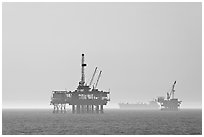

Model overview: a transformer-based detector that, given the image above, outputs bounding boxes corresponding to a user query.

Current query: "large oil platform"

[50,54,110,114]
[157,81,182,110]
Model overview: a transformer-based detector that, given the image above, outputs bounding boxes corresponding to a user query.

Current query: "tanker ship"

[119,100,160,110]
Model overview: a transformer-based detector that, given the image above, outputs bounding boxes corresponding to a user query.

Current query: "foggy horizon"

[2,104,202,109]
[3,3,202,109]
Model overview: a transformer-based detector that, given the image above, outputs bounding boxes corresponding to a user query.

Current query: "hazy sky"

[3,2,201,108]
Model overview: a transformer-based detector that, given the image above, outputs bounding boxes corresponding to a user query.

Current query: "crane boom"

[172,81,176,99]
[89,67,97,87]
[169,81,176,99]
[95,71,102,89]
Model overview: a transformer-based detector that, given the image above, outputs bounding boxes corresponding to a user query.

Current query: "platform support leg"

[81,105,84,113]
[72,105,75,114]
[53,104,56,113]
[86,105,89,113]
[91,105,94,113]
[100,105,104,113]
[77,105,80,114]
[96,105,99,114]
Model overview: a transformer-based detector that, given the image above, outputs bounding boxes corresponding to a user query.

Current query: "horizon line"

[2,105,202,109]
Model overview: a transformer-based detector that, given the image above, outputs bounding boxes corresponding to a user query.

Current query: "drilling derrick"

[50,54,110,114]
[79,54,86,86]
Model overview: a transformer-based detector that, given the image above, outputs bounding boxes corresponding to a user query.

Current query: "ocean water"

[2,109,202,135]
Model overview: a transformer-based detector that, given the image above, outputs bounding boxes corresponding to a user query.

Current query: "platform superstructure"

[157,81,182,110]
[50,54,110,113]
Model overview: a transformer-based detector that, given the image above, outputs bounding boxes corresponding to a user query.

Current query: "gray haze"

[3,2,201,108]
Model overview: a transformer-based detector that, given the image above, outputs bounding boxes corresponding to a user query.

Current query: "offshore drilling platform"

[118,81,182,111]
[157,81,182,110]
[50,54,110,114]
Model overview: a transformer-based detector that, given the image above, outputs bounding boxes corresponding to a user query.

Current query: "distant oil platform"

[157,81,182,110]
[119,81,182,111]
[50,54,110,114]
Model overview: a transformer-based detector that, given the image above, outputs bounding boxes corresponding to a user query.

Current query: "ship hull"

[119,103,160,110]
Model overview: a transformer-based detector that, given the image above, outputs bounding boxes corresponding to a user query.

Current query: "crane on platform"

[89,67,98,87]
[94,71,102,89]
[167,81,176,100]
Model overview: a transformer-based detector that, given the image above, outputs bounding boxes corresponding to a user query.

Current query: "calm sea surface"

[2,109,202,135]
